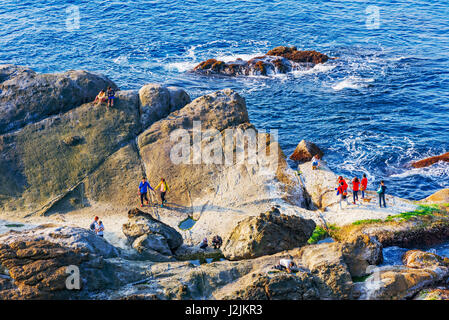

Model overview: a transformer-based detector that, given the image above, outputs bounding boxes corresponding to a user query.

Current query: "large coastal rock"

[122,208,183,261]
[341,234,383,277]
[289,140,324,162]
[193,46,331,76]
[0,67,191,214]
[137,88,304,244]
[0,64,117,135]
[411,152,449,168]
[355,250,449,300]
[222,207,316,260]
[0,225,146,299]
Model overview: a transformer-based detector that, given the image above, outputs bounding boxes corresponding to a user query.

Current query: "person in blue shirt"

[138,177,154,207]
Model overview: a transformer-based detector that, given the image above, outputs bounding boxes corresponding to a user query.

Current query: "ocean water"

[1,0,448,200]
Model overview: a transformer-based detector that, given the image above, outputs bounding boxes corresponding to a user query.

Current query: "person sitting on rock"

[199,238,208,250]
[89,216,99,232]
[138,177,154,207]
[96,220,104,237]
[93,90,107,106]
[155,178,170,208]
[311,155,320,170]
[211,235,223,249]
[107,86,115,107]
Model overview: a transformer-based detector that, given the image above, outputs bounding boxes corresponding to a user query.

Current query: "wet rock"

[222,207,316,261]
[0,64,117,135]
[192,47,331,77]
[341,234,383,277]
[289,140,324,162]
[411,152,449,168]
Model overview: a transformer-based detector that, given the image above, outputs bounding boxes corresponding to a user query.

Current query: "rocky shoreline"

[0,64,448,300]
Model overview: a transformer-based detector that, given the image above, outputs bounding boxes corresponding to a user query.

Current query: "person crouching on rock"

[277,257,297,273]
[212,235,223,249]
[90,216,99,233]
[93,90,107,106]
[200,238,208,250]
[138,177,154,207]
[155,178,169,208]
[96,221,105,237]
[352,177,360,204]
[107,86,115,107]
[337,181,349,209]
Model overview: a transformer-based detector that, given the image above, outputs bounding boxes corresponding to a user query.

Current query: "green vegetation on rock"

[307,224,338,244]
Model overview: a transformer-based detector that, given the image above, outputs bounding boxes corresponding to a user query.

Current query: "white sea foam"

[332,76,374,91]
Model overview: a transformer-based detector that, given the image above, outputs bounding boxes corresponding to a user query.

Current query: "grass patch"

[308,224,338,244]
[352,219,383,226]
[385,204,440,222]
[5,224,24,228]
[352,275,370,283]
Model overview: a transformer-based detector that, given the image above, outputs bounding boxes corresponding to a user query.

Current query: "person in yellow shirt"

[93,89,107,106]
[155,178,170,207]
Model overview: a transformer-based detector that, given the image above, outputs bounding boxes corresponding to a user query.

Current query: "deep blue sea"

[1,0,448,200]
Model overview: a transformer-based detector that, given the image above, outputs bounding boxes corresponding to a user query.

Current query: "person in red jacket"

[352,177,360,204]
[361,174,368,199]
[337,181,349,209]
[338,176,348,192]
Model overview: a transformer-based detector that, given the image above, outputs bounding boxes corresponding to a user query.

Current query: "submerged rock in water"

[192,46,332,76]
[289,140,324,162]
[410,152,449,168]
[221,207,316,260]
[122,208,183,261]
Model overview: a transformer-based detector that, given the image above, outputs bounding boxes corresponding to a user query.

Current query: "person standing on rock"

[155,178,170,208]
[107,86,115,107]
[90,216,100,232]
[138,177,154,207]
[96,220,105,237]
[311,155,320,170]
[337,181,349,209]
[377,180,387,208]
[352,177,360,204]
[361,174,368,199]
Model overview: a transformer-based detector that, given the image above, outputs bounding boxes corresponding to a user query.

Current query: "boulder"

[122,208,183,260]
[422,188,449,204]
[0,64,117,135]
[411,152,449,168]
[221,207,316,260]
[266,46,330,64]
[289,140,324,162]
[0,225,147,299]
[138,83,190,128]
[416,288,449,300]
[341,234,383,277]
[355,250,449,300]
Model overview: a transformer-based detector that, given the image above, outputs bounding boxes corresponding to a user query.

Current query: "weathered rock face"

[422,188,449,204]
[416,288,449,300]
[0,225,146,299]
[0,64,117,135]
[0,67,191,214]
[341,235,383,277]
[411,152,449,168]
[289,140,324,162]
[122,208,183,261]
[192,46,331,76]
[355,250,449,300]
[222,208,315,261]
